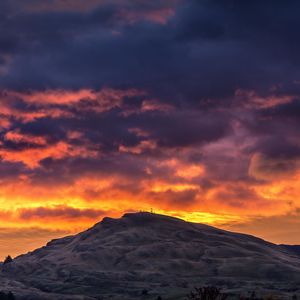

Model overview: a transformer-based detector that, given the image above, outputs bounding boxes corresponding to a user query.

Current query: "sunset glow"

[1,0,300,258]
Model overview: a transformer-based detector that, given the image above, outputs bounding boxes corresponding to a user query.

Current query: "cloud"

[16,0,179,24]
[0,0,299,100]
[18,206,106,220]
[148,188,198,209]
[223,210,300,245]
[1,0,300,246]
[249,153,300,181]
[0,87,232,170]
[0,227,70,258]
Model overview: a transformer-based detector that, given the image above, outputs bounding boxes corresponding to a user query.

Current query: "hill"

[1,212,300,299]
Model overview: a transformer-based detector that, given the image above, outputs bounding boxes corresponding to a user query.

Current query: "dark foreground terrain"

[1,212,300,299]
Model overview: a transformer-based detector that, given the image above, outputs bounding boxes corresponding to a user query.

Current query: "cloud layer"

[1,0,300,256]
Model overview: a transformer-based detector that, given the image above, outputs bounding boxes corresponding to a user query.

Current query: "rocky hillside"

[1,212,300,299]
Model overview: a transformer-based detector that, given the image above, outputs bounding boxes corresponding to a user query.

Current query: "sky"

[1,0,300,258]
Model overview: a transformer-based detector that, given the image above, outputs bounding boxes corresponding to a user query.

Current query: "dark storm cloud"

[0,160,27,179]
[241,99,300,171]
[1,0,300,102]
[260,99,300,121]
[250,136,300,159]
[1,0,300,211]
[138,110,231,148]
[19,120,65,141]
[35,155,150,184]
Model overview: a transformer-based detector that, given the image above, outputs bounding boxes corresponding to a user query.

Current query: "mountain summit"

[1,212,300,299]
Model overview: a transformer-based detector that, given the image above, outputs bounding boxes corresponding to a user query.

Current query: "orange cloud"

[141,99,174,112]
[223,210,300,245]
[0,141,98,168]
[119,140,157,154]
[235,89,294,109]
[6,88,144,110]
[4,130,48,146]
[9,89,96,105]
[0,227,70,259]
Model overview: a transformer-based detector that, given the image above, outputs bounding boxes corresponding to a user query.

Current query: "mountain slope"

[280,245,300,256]
[2,212,300,299]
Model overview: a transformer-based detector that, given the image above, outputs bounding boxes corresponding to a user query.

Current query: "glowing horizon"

[1,0,300,258]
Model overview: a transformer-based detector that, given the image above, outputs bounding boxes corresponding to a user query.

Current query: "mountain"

[1,212,300,299]
[280,245,300,256]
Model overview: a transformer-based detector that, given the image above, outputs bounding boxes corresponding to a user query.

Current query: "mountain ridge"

[1,212,300,299]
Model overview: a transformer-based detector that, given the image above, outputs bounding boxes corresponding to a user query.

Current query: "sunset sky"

[1,0,300,258]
